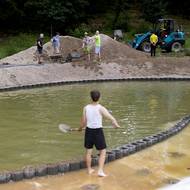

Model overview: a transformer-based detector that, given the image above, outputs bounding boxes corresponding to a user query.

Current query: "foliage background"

[0,0,189,34]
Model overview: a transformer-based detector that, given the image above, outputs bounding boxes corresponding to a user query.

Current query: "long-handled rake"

[58,124,125,133]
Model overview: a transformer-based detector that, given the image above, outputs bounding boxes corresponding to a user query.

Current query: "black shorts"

[37,48,43,54]
[85,127,107,150]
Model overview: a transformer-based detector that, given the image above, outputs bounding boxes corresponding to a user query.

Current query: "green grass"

[0,33,49,59]
[185,37,190,48]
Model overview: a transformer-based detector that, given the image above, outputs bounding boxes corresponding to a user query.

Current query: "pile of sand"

[0,34,147,65]
[57,34,147,62]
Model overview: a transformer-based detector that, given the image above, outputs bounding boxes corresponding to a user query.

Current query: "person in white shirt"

[79,90,120,177]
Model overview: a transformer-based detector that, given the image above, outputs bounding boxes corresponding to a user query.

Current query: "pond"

[0,81,190,171]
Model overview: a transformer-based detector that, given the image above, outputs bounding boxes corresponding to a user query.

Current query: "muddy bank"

[0,60,190,89]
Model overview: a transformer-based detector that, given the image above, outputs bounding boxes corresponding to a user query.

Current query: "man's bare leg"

[98,52,101,62]
[98,149,107,177]
[88,53,91,62]
[38,55,42,64]
[86,149,95,174]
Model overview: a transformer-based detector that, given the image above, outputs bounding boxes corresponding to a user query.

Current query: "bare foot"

[98,170,107,177]
[88,169,95,175]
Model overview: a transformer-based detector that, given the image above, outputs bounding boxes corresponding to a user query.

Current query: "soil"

[0,34,190,88]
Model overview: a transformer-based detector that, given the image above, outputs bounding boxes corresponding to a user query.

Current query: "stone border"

[0,77,190,92]
[0,115,190,184]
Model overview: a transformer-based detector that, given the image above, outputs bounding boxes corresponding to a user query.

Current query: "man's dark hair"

[90,90,100,102]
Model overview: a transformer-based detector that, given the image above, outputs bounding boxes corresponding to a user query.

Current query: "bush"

[0,33,49,59]
[113,13,129,31]
[185,36,190,49]
[67,23,91,38]
[136,22,151,34]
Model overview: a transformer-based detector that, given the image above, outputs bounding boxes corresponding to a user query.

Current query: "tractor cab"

[156,19,185,52]
[132,18,185,52]
[157,19,175,37]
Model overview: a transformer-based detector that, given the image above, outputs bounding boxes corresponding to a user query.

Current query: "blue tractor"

[132,19,185,52]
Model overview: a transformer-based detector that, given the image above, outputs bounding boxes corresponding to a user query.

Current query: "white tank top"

[85,104,102,129]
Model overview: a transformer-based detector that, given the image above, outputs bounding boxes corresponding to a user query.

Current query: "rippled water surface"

[0,81,190,171]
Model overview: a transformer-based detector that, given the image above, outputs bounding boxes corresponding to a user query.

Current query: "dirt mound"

[57,34,147,62]
[44,36,82,58]
[0,46,37,65]
[46,34,147,63]
[100,34,147,61]
[0,34,146,65]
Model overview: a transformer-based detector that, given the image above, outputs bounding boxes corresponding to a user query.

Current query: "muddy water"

[0,125,190,190]
[0,81,190,172]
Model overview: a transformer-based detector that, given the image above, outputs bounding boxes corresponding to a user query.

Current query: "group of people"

[36,30,101,64]
[79,33,159,177]
[82,30,101,62]
[36,32,119,177]
[35,31,159,178]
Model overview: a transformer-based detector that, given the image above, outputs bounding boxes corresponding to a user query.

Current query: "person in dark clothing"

[36,33,44,64]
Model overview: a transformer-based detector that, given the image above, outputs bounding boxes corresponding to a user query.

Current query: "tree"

[167,0,190,18]
[1,0,190,34]
[23,0,89,32]
[0,0,24,29]
[140,0,167,30]
[111,0,129,30]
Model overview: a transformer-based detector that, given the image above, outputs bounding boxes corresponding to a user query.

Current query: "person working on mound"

[78,90,120,177]
[36,33,44,64]
[94,30,101,62]
[82,32,92,61]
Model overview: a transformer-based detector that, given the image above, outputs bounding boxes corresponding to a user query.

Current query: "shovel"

[58,124,124,133]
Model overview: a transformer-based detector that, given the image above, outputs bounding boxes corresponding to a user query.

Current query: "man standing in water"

[78,90,120,177]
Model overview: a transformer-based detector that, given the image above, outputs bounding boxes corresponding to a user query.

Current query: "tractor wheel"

[171,42,182,52]
[140,41,151,53]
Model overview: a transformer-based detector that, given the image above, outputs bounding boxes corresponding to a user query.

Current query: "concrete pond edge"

[0,77,190,92]
[0,115,190,184]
